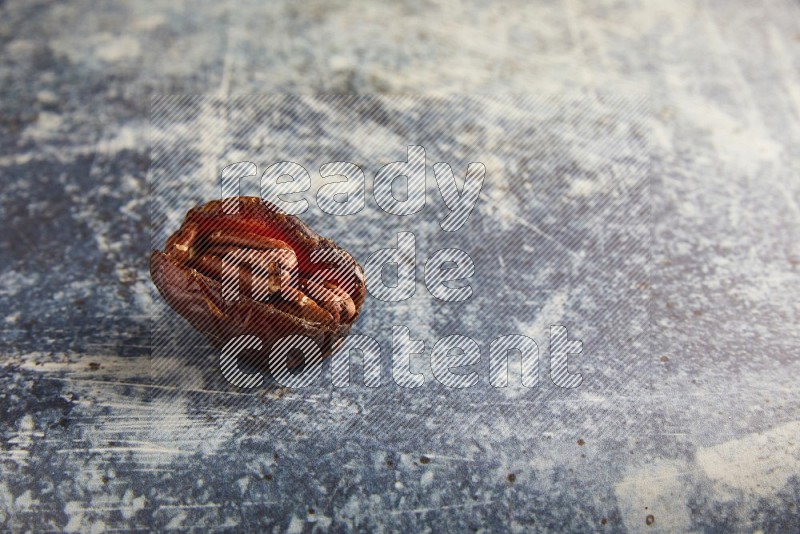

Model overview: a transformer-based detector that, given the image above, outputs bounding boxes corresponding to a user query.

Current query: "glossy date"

[150,196,366,357]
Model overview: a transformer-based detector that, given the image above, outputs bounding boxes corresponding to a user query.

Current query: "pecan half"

[150,197,366,358]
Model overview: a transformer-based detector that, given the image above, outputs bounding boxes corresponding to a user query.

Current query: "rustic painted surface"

[1,1,799,531]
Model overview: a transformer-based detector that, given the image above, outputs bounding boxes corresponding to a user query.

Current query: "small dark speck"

[646,514,655,526]
[601,517,608,525]
[386,459,394,468]
[308,508,315,515]
[88,362,100,371]
[263,474,272,481]
[273,453,280,461]
[577,439,585,446]
[507,473,516,483]
[419,455,430,464]
[660,355,669,363]
[102,476,110,484]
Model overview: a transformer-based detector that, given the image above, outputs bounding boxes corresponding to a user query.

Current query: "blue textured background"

[1,1,799,532]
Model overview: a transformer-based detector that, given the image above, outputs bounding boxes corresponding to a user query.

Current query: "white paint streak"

[615,460,692,533]
[697,421,800,501]
[616,421,800,532]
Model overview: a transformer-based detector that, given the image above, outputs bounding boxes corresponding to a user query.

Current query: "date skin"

[150,196,366,358]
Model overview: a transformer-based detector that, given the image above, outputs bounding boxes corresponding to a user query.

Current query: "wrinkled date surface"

[150,196,366,358]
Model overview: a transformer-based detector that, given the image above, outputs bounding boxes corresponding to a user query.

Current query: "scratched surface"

[1,1,800,532]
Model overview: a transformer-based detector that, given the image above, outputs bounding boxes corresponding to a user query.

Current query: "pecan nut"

[150,196,366,358]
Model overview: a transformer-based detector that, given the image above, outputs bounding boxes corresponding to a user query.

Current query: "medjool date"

[150,196,366,358]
